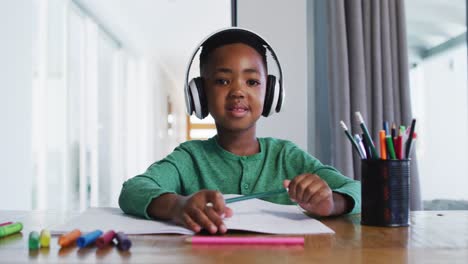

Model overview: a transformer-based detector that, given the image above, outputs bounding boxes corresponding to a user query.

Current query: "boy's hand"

[172,190,233,234]
[283,174,334,216]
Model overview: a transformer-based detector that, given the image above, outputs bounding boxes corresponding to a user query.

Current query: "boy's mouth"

[226,104,249,117]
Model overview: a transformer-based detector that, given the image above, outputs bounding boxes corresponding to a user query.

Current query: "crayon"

[0,222,13,227]
[58,229,82,247]
[77,230,103,248]
[29,231,40,250]
[40,229,51,248]
[0,222,23,238]
[96,230,116,249]
[115,232,132,251]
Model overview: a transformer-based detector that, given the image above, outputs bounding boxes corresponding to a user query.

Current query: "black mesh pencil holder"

[361,159,410,227]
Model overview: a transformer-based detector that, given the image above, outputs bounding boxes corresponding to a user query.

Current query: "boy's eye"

[247,79,260,86]
[215,79,229,85]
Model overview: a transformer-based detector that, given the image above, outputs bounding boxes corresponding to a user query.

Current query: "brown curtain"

[326,0,421,210]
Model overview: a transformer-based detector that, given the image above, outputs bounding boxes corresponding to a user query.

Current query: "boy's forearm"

[146,193,184,221]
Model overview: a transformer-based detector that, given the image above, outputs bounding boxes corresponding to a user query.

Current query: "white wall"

[237,0,308,150]
[410,46,468,201]
[0,0,33,210]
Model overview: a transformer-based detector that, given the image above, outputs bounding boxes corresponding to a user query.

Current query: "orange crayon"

[58,229,82,247]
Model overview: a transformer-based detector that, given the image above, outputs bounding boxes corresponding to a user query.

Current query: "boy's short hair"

[199,29,268,73]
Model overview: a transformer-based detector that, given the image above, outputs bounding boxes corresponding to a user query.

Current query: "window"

[33,0,128,211]
[406,0,468,208]
[186,115,217,140]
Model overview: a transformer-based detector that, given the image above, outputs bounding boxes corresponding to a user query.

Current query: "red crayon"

[96,230,116,248]
[0,222,13,227]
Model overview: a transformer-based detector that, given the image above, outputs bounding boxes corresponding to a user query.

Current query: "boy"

[119,28,361,234]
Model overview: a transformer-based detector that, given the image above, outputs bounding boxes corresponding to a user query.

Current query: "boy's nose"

[228,80,246,98]
[228,88,245,99]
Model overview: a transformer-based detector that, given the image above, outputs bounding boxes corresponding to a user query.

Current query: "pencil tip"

[340,121,347,130]
[355,112,363,123]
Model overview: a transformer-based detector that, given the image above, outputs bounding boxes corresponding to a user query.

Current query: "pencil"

[355,112,380,159]
[186,236,304,245]
[405,119,417,159]
[393,135,399,159]
[354,134,367,159]
[225,188,287,204]
[340,121,366,159]
[361,133,372,159]
[383,121,390,135]
[379,130,387,160]
[386,136,397,160]
[391,123,396,139]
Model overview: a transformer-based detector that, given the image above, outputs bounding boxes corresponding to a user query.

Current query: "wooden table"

[0,210,467,263]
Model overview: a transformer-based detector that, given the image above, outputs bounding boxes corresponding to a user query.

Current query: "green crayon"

[0,222,23,238]
[29,231,40,250]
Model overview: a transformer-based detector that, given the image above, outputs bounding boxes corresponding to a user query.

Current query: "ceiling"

[406,0,466,64]
[75,0,231,84]
[74,0,465,80]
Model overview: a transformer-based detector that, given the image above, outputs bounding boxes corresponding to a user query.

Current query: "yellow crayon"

[40,229,50,248]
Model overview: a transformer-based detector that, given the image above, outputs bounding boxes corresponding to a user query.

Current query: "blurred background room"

[1,0,466,212]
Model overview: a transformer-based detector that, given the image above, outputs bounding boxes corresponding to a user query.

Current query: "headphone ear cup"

[262,75,277,117]
[194,77,209,119]
[188,77,207,119]
[185,81,195,115]
[275,78,284,113]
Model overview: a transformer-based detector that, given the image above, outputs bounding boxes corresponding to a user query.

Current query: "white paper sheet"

[50,196,334,235]
[224,198,334,234]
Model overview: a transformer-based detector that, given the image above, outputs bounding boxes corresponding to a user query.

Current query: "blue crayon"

[115,232,132,251]
[76,230,103,248]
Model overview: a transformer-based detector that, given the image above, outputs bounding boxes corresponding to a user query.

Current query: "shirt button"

[243,183,249,189]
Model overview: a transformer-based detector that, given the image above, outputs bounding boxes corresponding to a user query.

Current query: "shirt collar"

[209,136,265,161]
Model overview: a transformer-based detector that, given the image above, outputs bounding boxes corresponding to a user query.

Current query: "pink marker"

[0,222,13,227]
[96,230,116,249]
[186,236,304,245]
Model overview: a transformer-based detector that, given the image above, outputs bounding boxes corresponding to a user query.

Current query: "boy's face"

[202,43,267,133]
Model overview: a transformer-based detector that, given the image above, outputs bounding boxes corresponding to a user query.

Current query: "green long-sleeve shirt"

[119,137,361,219]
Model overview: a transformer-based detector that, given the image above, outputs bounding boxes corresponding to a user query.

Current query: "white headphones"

[184,27,284,119]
